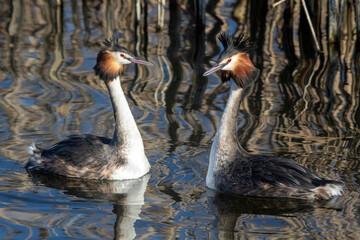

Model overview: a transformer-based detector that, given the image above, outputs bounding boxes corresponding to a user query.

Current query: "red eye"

[120,54,124,57]
[228,59,232,63]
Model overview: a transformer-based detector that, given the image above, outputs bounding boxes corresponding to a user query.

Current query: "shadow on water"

[28,171,150,240]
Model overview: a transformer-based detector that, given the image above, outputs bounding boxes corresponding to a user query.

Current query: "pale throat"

[106,76,144,151]
[208,80,247,187]
[216,81,244,148]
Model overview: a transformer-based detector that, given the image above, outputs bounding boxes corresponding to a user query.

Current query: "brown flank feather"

[221,53,260,88]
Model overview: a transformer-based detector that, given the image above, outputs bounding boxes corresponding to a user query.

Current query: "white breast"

[111,154,150,180]
[206,134,219,191]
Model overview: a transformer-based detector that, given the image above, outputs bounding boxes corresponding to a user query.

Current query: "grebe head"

[94,38,153,82]
[203,32,259,88]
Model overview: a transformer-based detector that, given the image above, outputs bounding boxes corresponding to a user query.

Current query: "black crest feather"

[218,32,256,54]
[103,38,121,51]
[101,38,133,55]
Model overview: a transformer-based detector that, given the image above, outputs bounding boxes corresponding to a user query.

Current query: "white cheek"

[221,55,239,71]
[114,53,131,64]
[222,60,235,70]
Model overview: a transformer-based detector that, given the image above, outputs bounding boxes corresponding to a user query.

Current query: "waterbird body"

[203,32,343,200]
[26,39,152,180]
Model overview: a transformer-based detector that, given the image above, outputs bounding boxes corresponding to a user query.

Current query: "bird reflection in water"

[206,189,343,239]
[28,171,150,240]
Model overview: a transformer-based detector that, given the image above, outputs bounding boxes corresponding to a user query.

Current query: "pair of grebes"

[26,33,343,200]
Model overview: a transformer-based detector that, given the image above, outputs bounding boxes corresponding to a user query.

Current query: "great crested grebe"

[203,32,343,200]
[26,39,152,180]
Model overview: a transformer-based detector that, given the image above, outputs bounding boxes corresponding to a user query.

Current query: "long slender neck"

[216,80,249,156]
[217,81,243,143]
[105,76,144,152]
[207,80,249,189]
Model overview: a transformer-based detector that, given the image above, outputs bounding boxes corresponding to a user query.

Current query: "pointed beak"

[203,63,227,76]
[129,57,153,66]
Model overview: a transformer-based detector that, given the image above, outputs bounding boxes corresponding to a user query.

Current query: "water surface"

[0,0,360,239]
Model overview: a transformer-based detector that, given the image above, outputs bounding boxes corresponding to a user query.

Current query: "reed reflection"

[1,0,358,158]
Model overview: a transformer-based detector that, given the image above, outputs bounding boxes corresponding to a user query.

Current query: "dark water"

[1,0,360,239]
